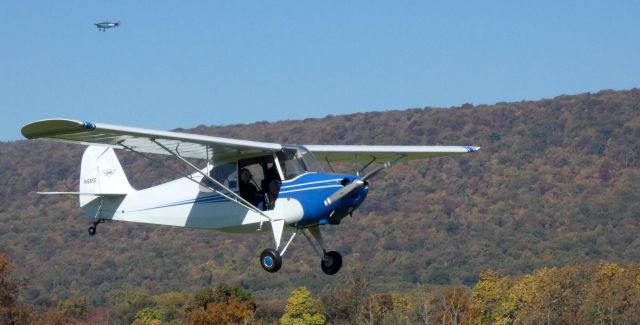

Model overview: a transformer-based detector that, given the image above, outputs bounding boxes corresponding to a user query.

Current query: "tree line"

[3,250,640,324]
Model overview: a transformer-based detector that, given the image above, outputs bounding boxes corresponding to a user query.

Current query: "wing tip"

[82,121,96,130]
[465,146,480,153]
[21,118,91,139]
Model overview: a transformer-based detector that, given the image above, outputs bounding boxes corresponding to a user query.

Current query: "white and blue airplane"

[95,21,120,32]
[22,118,479,275]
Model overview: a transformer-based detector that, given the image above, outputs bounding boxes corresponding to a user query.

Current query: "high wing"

[21,118,281,161]
[304,145,480,163]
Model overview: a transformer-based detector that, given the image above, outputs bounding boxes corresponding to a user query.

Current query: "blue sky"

[2,1,639,141]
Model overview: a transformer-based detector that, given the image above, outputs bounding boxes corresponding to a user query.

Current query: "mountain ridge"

[1,88,639,307]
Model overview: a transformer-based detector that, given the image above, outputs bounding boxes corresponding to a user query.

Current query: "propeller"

[323,162,390,206]
[323,179,365,206]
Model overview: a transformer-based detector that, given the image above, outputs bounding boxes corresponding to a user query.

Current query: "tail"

[79,146,134,207]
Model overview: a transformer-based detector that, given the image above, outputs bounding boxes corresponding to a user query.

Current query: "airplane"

[21,118,479,275]
[95,21,120,32]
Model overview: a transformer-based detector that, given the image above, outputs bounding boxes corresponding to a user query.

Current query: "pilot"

[261,165,281,209]
[239,168,262,208]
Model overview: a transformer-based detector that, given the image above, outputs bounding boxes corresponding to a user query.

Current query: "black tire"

[321,251,342,275]
[260,248,282,273]
[88,226,96,236]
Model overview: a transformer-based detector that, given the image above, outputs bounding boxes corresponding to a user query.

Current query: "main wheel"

[321,251,342,275]
[88,226,96,236]
[259,248,282,273]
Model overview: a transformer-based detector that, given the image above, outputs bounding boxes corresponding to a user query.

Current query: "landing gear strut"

[303,226,343,275]
[88,219,104,236]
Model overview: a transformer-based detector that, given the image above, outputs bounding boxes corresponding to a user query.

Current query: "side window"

[200,162,237,192]
[212,163,238,189]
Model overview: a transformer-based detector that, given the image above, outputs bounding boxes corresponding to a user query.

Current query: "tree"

[132,307,163,325]
[56,297,89,321]
[583,263,634,324]
[0,252,32,324]
[0,252,19,321]
[436,287,474,325]
[472,270,514,325]
[153,291,190,324]
[108,289,154,325]
[281,287,325,325]
[187,284,256,325]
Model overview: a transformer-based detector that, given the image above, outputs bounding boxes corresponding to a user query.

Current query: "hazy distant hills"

[1,88,639,306]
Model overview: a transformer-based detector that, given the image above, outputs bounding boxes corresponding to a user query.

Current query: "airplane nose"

[349,184,368,206]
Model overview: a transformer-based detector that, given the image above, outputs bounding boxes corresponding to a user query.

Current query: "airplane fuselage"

[83,171,368,233]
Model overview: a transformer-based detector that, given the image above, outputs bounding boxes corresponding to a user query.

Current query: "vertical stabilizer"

[79,146,134,207]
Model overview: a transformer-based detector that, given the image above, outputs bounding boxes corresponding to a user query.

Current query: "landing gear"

[321,251,342,275]
[303,226,344,275]
[88,219,104,236]
[260,248,282,273]
[258,225,343,275]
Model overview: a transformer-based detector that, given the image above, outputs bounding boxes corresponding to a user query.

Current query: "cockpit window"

[299,146,323,174]
[276,147,323,180]
[212,163,238,189]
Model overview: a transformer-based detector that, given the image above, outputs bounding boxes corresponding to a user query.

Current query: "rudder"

[80,146,134,207]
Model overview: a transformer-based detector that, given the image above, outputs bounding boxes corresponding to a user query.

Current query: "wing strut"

[356,156,377,176]
[149,140,274,226]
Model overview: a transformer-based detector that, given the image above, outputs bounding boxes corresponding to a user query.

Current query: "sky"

[2,1,639,141]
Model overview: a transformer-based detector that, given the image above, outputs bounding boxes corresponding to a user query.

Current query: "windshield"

[298,146,323,173]
[276,146,323,180]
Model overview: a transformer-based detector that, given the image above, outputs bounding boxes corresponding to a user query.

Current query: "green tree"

[132,307,163,325]
[153,291,190,324]
[281,287,326,325]
[108,289,154,325]
[56,296,89,320]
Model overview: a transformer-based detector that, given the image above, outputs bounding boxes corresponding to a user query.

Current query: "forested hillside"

[1,89,639,319]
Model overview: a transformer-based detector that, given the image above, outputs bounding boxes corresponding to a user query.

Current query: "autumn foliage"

[472,264,640,324]
[1,89,640,323]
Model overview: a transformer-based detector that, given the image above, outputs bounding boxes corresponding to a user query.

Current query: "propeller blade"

[323,162,390,207]
[324,179,365,206]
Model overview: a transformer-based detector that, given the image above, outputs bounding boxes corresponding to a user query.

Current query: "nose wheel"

[321,251,342,275]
